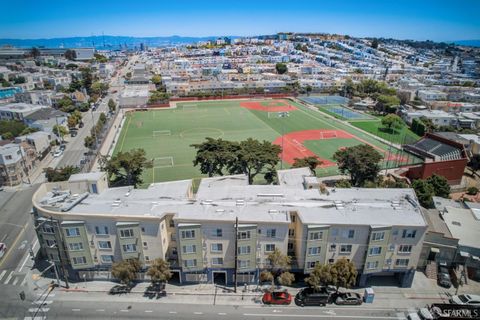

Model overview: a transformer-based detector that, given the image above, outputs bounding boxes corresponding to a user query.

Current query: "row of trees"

[412,174,451,208]
[111,258,172,287]
[84,112,108,149]
[344,79,400,114]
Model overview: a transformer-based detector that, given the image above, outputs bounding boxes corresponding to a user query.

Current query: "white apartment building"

[417,89,448,101]
[32,168,427,287]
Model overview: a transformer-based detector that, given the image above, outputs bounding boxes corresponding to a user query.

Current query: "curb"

[60,288,262,297]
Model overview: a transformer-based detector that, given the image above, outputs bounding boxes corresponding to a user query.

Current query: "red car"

[262,291,292,305]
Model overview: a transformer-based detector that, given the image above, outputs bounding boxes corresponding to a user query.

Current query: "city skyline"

[2,0,480,41]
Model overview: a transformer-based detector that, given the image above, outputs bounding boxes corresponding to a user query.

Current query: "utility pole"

[51,217,69,288]
[234,216,238,293]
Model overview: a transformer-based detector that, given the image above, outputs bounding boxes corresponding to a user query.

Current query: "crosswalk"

[25,292,56,320]
[0,269,27,286]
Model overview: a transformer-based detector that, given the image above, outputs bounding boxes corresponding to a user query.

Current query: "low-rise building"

[0,103,48,121]
[0,143,35,186]
[23,108,68,133]
[119,85,150,108]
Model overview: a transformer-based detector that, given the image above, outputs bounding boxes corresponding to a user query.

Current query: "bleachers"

[412,138,462,161]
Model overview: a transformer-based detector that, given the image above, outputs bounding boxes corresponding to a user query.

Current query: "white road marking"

[19,250,31,272]
[0,270,6,281]
[33,301,53,305]
[12,276,19,286]
[169,311,177,314]
[3,271,13,284]
[194,312,203,315]
[21,276,28,287]
[218,312,227,315]
[24,317,47,320]
[243,314,399,319]
[72,309,81,312]
[145,310,153,313]
[96,309,105,312]
[120,309,129,312]
[28,308,49,313]
[36,293,55,297]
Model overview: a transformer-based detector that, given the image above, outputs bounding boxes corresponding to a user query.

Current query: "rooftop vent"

[452,221,461,226]
[268,209,279,214]
[215,209,225,213]
[202,200,213,205]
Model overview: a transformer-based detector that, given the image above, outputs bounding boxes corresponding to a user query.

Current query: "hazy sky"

[2,0,480,41]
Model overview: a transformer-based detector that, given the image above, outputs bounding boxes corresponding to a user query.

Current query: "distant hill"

[452,40,480,47]
[0,35,234,49]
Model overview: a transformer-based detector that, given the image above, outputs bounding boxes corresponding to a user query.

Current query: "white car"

[450,294,480,306]
[0,243,7,259]
[53,150,63,158]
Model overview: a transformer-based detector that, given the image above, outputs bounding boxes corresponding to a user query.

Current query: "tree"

[53,125,68,140]
[333,145,383,187]
[99,112,107,124]
[99,148,152,187]
[108,99,116,113]
[335,179,352,188]
[371,38,379,49]
[412,179,435,208]
[146,258,172,284]
[111,259,141,286]
[91,81,109,96]
[67,116,78,128]
[151,74,162,85]
[94,53,108,63]
[262,248,294,287]
[343,78,356,98]
[275,63,288,75]
[330,258,357,291]
[80,67,93,94]
[45,166,80,182]
[0,120,29,138]
[30,47,40,58]
[64,49,77,61]
[191,138,236,177]
[376,95,400,114]
[305,263,333,290]
[306,85,312,96]
[427,174,451,198]
[292,156,323,175]
[84,135,96,149]
[381,114,404,133]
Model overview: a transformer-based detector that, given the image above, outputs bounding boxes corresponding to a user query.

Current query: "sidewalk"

[91,109,125,171]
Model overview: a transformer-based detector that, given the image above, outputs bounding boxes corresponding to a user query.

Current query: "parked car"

[59,144,66,151]
[437,267,452,288]
[407,313,421,320]
[334,292,363,305]
[417,308,434,320]
[0,243,7,259]
[79,121,84,128]
[450,294,480,306]
[109,285,131,295]
[295,287,330,307]
[53,150,63,158]
[262,290,292,305]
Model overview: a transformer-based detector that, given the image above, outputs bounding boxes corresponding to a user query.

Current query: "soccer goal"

[153,156,174,168]
[182,104,198,111]
[152,130,172,137]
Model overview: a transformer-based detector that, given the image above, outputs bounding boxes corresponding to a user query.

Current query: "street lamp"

[278,111,290,170]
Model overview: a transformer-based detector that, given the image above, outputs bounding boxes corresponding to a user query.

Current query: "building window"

[65,227,80,237]
[211,243,223,253]
[237,230,251,240]
[181,230,195,239]
[72,256,87,265]
[308,247,321,256]
[307,261,319,269]
[266,229,276,238]
[392,229,399,236]
[95,226,109,235]
[395,259,409,267]
[211,257,223,266]
[368,246,382,256]
[385,259,392,266]
[98,241,112,249]
[239,260,250,269]
[169,220,175,228]
[143,241,148,248]
[101,255,114,263]
[398,245,412,253]
[122,244,137,252]
[288,229,295,237]
[238,245,251,255]
[309,231,323,240]
[388,244,395,251]
[182,244,196,254]
[213,228,222,237]
[265,244,275,252]
[141,227,145,233]
[288,243,294,251]
[290,215,296,223]
[402,229,416,239]
[119,229,134,238]
[329,244,337,252]
[371,232,385,241]
[45,239,57,247]
[145,256,150,262]
[42,225,55,234]
[184,259,197,268]
[347,229,355,239]
[340,244,352,254]
[366,261,379,270]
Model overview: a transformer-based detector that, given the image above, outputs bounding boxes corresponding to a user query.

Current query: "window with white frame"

[388,244,395,251]
[65,227,80,237]
[368,246,382,256]
[366,261,379,270]
[68,242,83,251]
[98,241,112,249]
[239,260,250,269]
[402,229,416,238]
[308,247,321,255]
[237,230,251,240]
[184,259,197,268]
[211,243,223,253]
[340,244,352,254]
[42,225,55,234]
[266,229,276,238]
[309,231,323,240]
[72,256,87,264]
[347,229,355,239]
[122,244,137,252]
[211,257,223,265]
[181,230,196,239]
[119,229,134,238]
[307,261,319,269]
[398,245,412,253]
[238,245,251,255]
[371,231,385,241]
[182,244,196,254]
[395,258,409,267]
[143,241,148,248]
[330,244,337,252]
[95,226,109,235]
[265,244,275,252]
[101,255,114,263]
[213,228,222,237]
[385,259,392,265]
[45,239,57,247]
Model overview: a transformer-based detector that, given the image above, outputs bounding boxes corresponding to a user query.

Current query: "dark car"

[295,287,330,307]
[79,121,84,128]
[109,285,131,295]
[437,267,452,288]
[334,292,363,305]
[262,290,292,305]
[59,144,66,151]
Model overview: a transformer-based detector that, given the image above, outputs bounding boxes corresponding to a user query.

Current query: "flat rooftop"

[442,206,480,249]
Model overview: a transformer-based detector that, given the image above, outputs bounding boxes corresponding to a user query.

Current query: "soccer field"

[113,99,421,187]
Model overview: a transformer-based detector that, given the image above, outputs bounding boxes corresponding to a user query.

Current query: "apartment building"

[32,168,427,287]
[0,142,36,186]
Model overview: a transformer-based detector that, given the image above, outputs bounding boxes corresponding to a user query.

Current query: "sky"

[1,0,480,41]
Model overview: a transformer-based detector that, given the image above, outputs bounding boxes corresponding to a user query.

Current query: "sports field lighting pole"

[278,111,289,170]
